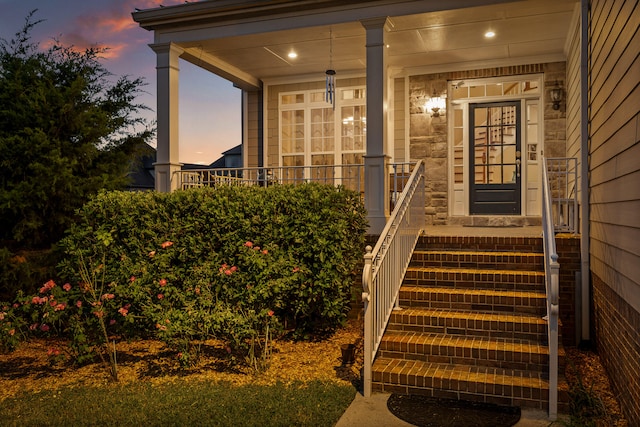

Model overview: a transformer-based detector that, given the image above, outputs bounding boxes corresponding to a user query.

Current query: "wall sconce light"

[550,81,563,110]
[424,91,446,117]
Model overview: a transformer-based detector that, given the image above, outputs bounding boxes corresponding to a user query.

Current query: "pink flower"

[224,269,232,276]
[29,323,39,331]
[124,303,131,309]
[148,250,156,258]
[219,263,228,273]
[118,307,128,316]
[63,283,72,292]
[12,303,19,308]
[194,287,201,295]
[39,280,56,294]
[76,301,83,308]
[47,347,60,356]
[130,276,136,282]
[225,346,232,354]
[109,319,116,326]
[50,300,57,307]
[0,312,4,321]
[8,329,15,336]
[244,241,253,248]
[156,323,167,331]
[40,324,50,332]
[32,296,47,305]
[161,241,173,249]
[268,310,274,317]
[177,352,182,359]
[292,267,300,273]
[54,303,66,311]
[262,250,268,255]
[101,293,115,301]
[159,279,167,287]
[93,310,104,319]
[157,293,164,300]
[231,266,238,272]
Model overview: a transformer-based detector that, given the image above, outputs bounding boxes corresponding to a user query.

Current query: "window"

[279,87,366,184]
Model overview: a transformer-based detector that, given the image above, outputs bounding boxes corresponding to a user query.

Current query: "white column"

[151,43,184,192]
[361,18,390,234]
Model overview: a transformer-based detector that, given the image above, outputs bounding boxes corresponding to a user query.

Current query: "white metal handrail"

[542,157,560,421]
[546,157,578,233]
[361,160,425,397]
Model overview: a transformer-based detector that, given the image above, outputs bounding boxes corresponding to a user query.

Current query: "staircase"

[371,233,568,411]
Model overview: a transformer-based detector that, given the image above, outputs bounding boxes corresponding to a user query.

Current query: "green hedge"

[2,184,366,364]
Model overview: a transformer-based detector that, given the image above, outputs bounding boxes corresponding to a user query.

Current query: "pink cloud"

[49,0,187,60]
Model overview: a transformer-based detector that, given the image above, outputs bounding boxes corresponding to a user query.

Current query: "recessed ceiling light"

[485,30,496,38]
[288,51,298,59]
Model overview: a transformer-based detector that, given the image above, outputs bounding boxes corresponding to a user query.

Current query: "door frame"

[447,75,543,218]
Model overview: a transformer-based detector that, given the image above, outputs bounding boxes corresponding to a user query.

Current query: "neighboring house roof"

[127,144,243,190]
[127,143,157,191]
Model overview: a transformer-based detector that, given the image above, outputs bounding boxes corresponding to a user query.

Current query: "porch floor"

[424,225,543,238]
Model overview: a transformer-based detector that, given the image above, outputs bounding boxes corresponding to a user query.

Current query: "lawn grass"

[0,380,356,426]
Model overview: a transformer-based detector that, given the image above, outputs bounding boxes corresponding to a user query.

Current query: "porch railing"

[542,157,560,421]
[361,160,425,397]
[546,157,578,233]
[175,164,366,193]
[174,162,417,204]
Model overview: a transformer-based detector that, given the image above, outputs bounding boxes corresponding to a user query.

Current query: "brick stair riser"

[376,339,561,372]
[371,373,555,411]
[415,236,543,253]
[404,269,545,292]
[410,252,544,271]
[370,358,569,412]
[386,317,548,342]
[398,289,546,316]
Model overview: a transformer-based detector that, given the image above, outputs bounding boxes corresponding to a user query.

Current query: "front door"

[469,102,521,215]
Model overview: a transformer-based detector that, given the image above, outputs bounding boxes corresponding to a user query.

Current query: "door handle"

[515,151,521,178]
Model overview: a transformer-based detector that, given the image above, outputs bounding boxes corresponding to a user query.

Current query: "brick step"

[410,250,544,271]
[387,307,549,341]
[404,266,545,292]
[398,285,546,316]
[371,357,569,411]
[415,235,543,253]
[378,331,564,372]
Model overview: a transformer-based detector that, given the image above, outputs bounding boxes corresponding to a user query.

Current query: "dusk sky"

[0,0,242,165]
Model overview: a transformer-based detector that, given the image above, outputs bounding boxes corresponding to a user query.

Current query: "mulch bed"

[0,318,363,403]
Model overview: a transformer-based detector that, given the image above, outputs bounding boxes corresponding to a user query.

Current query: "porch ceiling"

[135,0,578,88]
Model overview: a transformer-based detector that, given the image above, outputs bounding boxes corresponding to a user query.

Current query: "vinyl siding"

[589,0,640,313]
[588,0,640,424]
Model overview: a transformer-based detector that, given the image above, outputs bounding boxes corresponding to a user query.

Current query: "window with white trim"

[279,87,366,183]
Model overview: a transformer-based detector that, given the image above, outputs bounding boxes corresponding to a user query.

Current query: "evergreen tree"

[0,12,155,248]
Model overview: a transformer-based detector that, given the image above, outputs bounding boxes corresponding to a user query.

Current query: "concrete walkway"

[335,393,566,427]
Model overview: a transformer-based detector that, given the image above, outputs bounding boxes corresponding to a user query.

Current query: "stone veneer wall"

[409,62,566,225]
[593,274,640,426]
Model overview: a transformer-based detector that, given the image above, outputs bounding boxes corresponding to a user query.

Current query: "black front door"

[469,102,521,215]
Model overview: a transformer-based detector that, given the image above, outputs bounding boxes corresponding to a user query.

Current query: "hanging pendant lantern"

[325,29,336,110]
